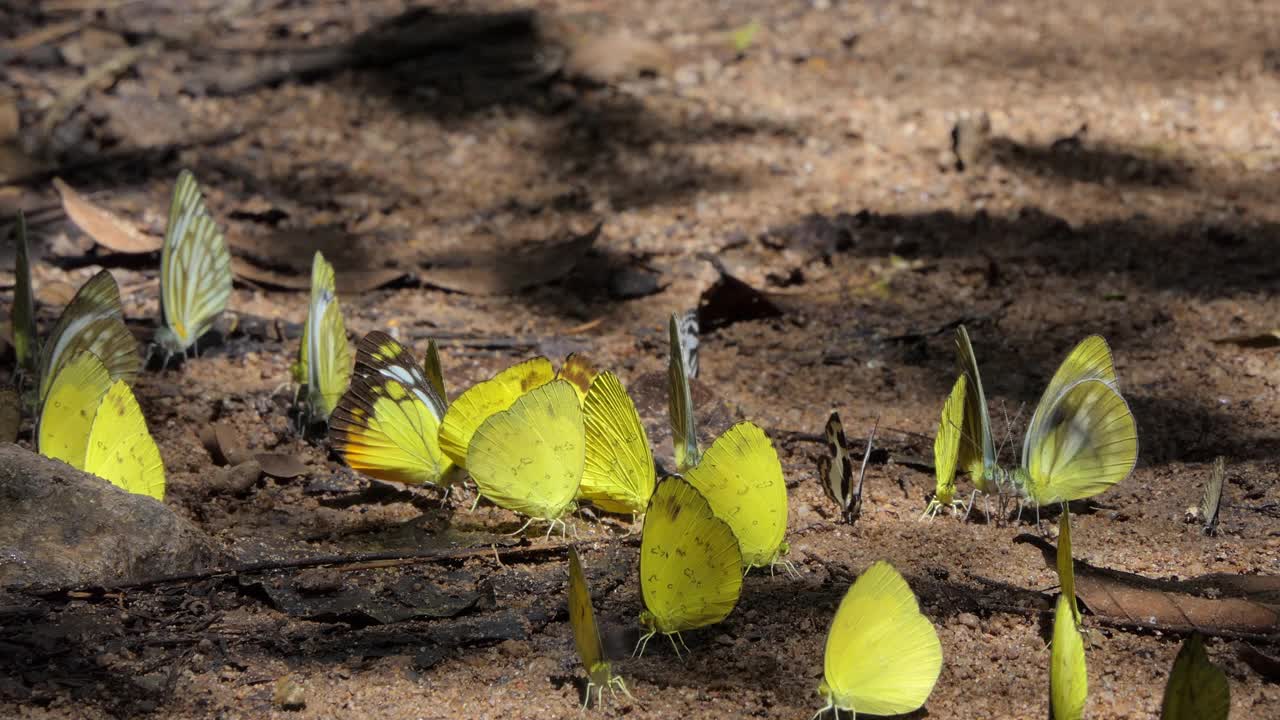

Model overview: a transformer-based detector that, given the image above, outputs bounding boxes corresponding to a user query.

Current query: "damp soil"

[2,0,1280,718]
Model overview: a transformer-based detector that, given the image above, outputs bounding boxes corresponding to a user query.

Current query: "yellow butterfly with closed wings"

[291,251,351,425]
[685,421,789,570]
[467,379,585,535]
[155,170,232,358]
[330,331,454,489]
[568,546,632,708]
[636,475,743,656]
[923,374,968,519]
[579,370,655,516]
[817,561,943,719]
[39,351,164,499]
[37,269,140,411]
[1160,634,1229,720]
[438,354,595,468]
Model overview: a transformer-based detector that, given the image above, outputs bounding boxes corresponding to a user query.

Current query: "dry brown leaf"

[422,223,600,296]
[230,256,405,294]
[198,422,250,467]
[1019,534,1280,636]
[255,453,310,479]
[53,178,162,253]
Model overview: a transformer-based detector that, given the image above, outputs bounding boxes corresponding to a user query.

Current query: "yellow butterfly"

[37,270,140,410]
[817,561,943,719]
[1160,634,1229,720]
[438,354,595,468]
[637,475,742,656]
[39,351,164,499]
[467,379,584,535]
[579,371,655,516]
[667,313,700,473]
[956,326,1138,517]
[292,251,351,424]
[1057,506,1082,628]
[568,546,632,708]
[10,211,37,381]
[923,374,968,519]
[685,421,789,570]
[1050,592,1087,720]
[423,337,446,401]
[155,170,232,357]
[330,332,454,488]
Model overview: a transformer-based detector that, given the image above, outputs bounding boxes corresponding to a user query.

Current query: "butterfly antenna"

[508,517,535,537]
[854,416,879,500]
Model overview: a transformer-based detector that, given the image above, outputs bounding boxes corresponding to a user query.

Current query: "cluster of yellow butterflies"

[6,170,1238,717]
[10,170,233,500]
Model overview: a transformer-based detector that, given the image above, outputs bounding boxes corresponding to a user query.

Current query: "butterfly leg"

[581,679,595,711]
[668,632,689,659]
[633,631,656,658]
[612,676,633,700]
[508,517,535,537]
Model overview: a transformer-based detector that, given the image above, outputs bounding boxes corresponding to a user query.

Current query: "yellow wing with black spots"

[467,379,584,521]
[38,351,113,468]
[85,380,165,499]
[638,476,743,636]
[684,422,788,568]
[438,356,555,467]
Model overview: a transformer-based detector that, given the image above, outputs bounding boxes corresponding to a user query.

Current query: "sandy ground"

[2,0,1280,718]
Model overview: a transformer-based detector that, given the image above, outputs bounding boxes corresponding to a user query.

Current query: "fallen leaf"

[231,256,405,293]
[242,567,485,624]
[199,422,250,466]
[1018,534,1280,636]
[698,266,783,331]
[423,223,601,295]
[255,453,310,479]
[53,178,162,253]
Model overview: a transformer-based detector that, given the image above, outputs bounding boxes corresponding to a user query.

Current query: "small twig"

[1,18,87,53]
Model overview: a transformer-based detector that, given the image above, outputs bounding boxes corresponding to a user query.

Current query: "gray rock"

[0,444,226,590]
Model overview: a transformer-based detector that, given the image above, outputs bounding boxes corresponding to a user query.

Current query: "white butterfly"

[155,170,232,357]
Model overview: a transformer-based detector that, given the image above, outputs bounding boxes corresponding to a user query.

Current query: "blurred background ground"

[2,0,1280,718]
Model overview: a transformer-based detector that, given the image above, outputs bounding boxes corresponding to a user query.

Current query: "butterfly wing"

[1023,336,1118,467]
[84,380,165,499]
[558,353,598,403]
[423,338,447,402]
[818,412,853,514]
[568,547,614,687]
[1160,635,1230,720]
[684,422,787,568]
[1057,507,1081,627]
[639,476,743,634]
[954,325,996,488]
[158,171,231,352]
[38,270,139,405]
[37,351,113,468]
[580,371,655,515]
[330,372,453,486]
[668,314,700,473]
[1200,456,1225,535]
[438,356,555,467]
[1051,593,1088,720]
[1022,379,1138,505]
[11,211,38,379]
[675,309,700,378]
[932,374,968,508]
[822,561,943,716]
[467,379,584,521]
[302,253,350,421]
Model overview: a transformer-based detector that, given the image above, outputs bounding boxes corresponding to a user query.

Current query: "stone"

[0,444,226,589]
